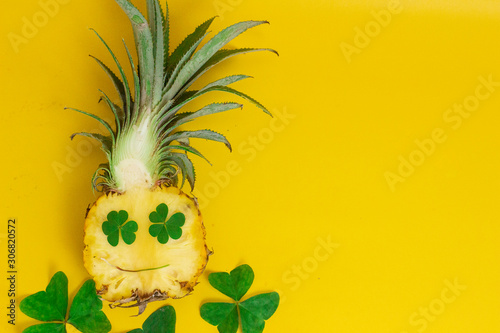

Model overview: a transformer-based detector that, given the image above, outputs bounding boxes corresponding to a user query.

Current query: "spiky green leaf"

[166,17,216,78]
[164,130,231,151]
[113,0,154,107]
[90,56,127,121]
[203,74,252,90]
[159,144,211,165]
[160,74,254,120]
[66,108,115,144]
[147,0,165,107]
[123,40,140,124]
[167,21,269,99]
[90,29,132,117]
[162,1,170,70]
[175,48,276,99]
[146,0,158,54]
[211,86,272,116]
[164,33,209,96]
[98,90,123,135]
[169,153,196,190]
[92,163,113,192]
[159,102,242,136]
[70,132,112,154]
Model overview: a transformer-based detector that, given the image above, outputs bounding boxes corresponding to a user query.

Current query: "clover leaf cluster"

[20,272,177,333]
[100,204,186,247]
[20,268,278,333]
[201,264,280,333]
[149,203,186,244]
[19,272,111,333]
[102,210,138,246]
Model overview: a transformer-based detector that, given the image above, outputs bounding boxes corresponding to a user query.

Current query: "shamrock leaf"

[239,293,280,333]
[20,271,68,322]
[200,265,279,333]
[127,305,176,333]
[149,203,186,244]
[67,279,112,333]
[200,303,239,333]
[23,323,67,333]
[149,203,168,222]
[20,271,111,333]
[209,264,254,301]
[102,210,138,246]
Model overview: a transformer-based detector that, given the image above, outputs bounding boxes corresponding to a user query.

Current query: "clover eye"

[102,210,138,246]
[148,204,186,244]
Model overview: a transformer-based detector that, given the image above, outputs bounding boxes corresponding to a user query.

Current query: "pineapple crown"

[68,0,276,193]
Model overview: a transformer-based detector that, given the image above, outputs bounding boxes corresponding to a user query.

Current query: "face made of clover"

[101,203,186,247]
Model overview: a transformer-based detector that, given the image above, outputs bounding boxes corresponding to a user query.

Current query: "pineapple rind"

[83,186,209,303]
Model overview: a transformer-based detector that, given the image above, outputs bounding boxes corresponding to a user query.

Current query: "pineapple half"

[70,0,276,314]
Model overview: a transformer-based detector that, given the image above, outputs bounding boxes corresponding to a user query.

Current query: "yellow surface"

[1,0,500,332]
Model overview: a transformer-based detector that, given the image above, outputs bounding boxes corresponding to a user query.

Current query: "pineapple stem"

[100,258,170,272]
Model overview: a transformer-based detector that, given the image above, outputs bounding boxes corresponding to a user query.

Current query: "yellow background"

[1,0,500,332]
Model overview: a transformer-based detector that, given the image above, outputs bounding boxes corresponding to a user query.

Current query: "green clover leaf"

[200,265,279,333]
[20,272,111,333]
[200,303,239,333]
[127,305,176,333]
[149,203,186,244]
[102,210,138,246]
[67,280,112,332]
[208,264,254,301]
[239,293,280,333]
[23,323,67,332]
[19,271,68,322]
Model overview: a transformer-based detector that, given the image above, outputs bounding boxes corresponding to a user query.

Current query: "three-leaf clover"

[149,203,185,244]
[102,210,138,246]
[20,271,111,333]
[200,264,280,333]
[127,305,176,333]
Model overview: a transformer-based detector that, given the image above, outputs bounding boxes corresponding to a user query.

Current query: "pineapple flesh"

[71,0,275,313]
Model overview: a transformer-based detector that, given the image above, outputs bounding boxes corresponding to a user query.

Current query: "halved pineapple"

[71,0,275,313]
[84,186,209,307]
